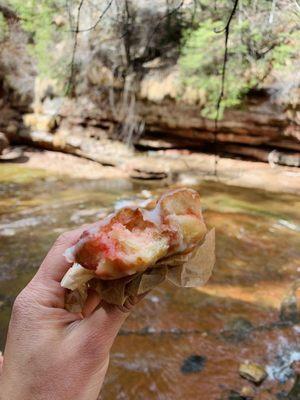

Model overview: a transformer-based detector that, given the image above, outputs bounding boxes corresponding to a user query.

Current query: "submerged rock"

[221,317,253,343]
[288,375,300,399]
[180,355,206,374]
[239,362,267,384]
[227,390,252,400]
[223,387,256,400]
[130,169,169,181]
[240,386,256,398]
[280,284,300,324]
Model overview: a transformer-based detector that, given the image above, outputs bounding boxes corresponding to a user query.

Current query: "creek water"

[0,164,299,399]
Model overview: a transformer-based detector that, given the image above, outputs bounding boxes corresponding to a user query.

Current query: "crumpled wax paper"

[65,229,215,312]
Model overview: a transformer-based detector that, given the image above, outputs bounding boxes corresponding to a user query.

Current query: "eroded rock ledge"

[1,83,299,168]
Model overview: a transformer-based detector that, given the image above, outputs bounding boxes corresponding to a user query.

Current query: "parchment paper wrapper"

[65,228,215,311]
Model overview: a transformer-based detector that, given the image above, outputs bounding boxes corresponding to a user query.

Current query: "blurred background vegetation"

[1,0,299,118]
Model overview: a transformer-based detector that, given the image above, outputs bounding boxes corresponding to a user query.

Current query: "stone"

[23,113,58,132]
[142,57,164,69]
[180,355,207,374]
[239,362,267,384]
[40,97,63,116]
[227,390,251,400]
[87,62,117,87]
[280,284,300,324]
[0,132,9,154]
[140,68,179,102]
[240,386,256,398]
[0,146,22,160]
[130,168,169,181]
[227,391,243,400]
[288,375,300,399]
[33,77,59,105]
[292,361,300,375]
[221,317,253,343]
[181,85,206,105]
[52,15,67,27]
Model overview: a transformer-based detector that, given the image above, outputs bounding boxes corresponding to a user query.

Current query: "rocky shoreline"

[4,146,300,195]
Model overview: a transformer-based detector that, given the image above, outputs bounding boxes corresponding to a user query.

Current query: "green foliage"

[179,19,253,118]
[0,12,8,41]
[179,0,300,118]
[271,30,300,71]
[7,0,68,82]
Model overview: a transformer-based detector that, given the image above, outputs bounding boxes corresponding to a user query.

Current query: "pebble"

[141,190,152,198]
[239,361,267,384]
[240,385,256,398]
[227,386,256,400]
[227,390,247,400]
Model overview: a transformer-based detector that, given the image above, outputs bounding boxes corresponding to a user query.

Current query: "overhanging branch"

[213,0,239,176]
[215,0,239,123]
[66,0,114,96]
[66,0,84,96]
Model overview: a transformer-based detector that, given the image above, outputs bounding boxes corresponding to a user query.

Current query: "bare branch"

[66,0,84,96]
[66,0,114,96]
[213,0,239,176]
[215,0,239,121]
[71,0,114,33]
[190,0,198,25]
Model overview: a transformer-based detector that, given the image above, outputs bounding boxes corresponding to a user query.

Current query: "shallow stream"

[0,164,299,399]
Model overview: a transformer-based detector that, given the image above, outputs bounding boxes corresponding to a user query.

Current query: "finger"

[24,227,88,308]
[81,289,102,318]
[36,223,98,283]
[0,352,3,376]
[77,292,150,350]
[78,302,128,351]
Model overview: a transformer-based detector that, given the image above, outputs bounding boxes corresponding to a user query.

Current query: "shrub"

[179,0,300,118]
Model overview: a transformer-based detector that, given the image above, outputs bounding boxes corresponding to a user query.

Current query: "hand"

[0,226,141,400]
